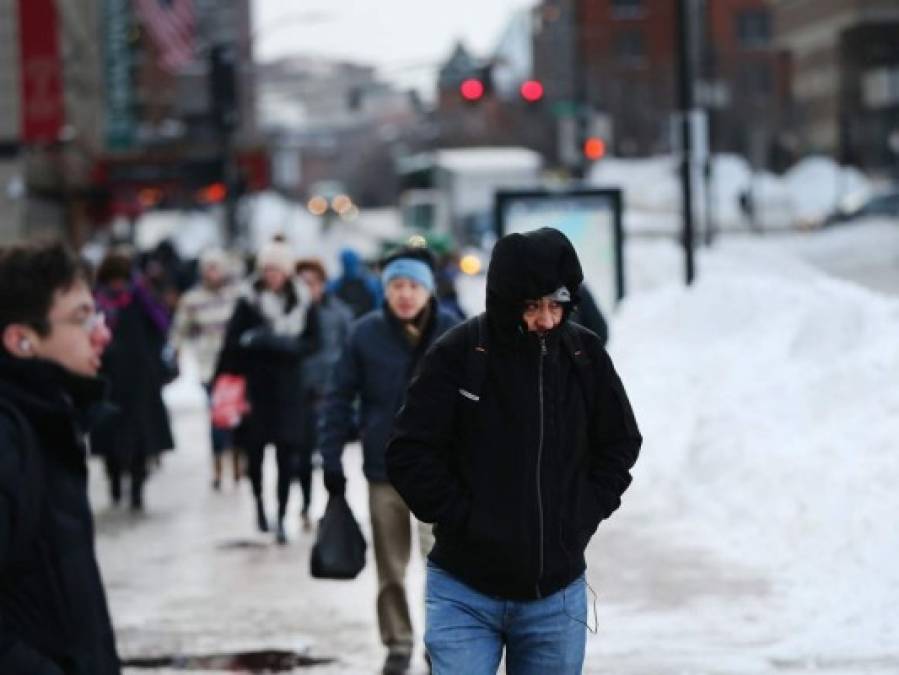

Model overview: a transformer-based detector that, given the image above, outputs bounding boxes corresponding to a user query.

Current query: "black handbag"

[310,494,367,580]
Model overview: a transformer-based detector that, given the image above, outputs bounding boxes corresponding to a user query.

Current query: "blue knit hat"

[381,257,434,292]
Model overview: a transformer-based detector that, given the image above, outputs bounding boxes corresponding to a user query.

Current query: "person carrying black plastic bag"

[319,244,459,675]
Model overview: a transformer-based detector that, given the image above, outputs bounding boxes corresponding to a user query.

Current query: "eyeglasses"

[53,310,106,333]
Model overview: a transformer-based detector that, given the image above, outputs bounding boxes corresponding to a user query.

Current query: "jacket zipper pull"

[539,335,548,356]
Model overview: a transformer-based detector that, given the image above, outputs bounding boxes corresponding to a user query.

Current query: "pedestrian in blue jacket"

[319,245,459,675]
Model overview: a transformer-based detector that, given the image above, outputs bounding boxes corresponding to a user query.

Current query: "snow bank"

[590,156,681,215]
[589,154,874,234]
[783,157,870,225]
[612,238,899,658]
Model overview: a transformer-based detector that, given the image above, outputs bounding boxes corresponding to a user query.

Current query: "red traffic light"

[519,80,544,103]
[583,137,606,161]
[198,182,228,203]
[460,78,485,102]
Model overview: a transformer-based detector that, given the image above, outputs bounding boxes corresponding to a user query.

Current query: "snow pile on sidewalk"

[782,156,870,225]
[611,239,899,659]
[589,154,872,232]
[778,219,899,279]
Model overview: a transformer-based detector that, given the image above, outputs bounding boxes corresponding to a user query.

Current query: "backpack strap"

[0,401,45,574]
[463,317,593,407]
[461,313,490,401]
[561,324,596,413]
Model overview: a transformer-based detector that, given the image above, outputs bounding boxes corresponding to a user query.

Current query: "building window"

[735,9,771,49]
[611,0,645,20]
[738,63,772,97]
[863,66,899,109]
[614,29,646,65]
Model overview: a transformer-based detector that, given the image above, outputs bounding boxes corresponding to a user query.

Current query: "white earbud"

[19,338,31,353]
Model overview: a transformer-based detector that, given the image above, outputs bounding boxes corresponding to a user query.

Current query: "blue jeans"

[425,562,587,675]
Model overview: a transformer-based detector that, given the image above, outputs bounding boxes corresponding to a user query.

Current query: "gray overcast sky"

[251,0,535,95]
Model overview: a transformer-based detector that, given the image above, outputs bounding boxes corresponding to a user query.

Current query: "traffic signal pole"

[571,0,587,181]
[210,43,240,246]
[676,0,697,285]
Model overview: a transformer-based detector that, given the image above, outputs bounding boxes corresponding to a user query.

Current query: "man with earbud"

[0,240,121,674]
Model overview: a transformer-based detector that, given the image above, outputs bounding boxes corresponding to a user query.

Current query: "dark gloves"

[239,327,302,355]
[239,327,267,348]
[323,470,346,497]
[160,343,180,384]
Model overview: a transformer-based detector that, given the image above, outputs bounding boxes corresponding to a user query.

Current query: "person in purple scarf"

[91,251,175,511]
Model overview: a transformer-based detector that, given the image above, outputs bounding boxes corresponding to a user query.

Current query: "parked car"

[824,189,899,226]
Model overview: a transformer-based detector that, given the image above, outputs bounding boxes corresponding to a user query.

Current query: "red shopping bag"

[211,374,250,429]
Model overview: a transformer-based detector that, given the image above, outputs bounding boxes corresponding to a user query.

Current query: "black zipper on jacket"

[535,333,547,598]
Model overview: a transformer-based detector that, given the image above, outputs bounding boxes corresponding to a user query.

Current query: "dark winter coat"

[217,281,320,449]
[0,354,120,675]
[319,299,459,483]
[300,293,353,400]
[90,285,174,462]
[386,227,642,600]
[570,283,609,346]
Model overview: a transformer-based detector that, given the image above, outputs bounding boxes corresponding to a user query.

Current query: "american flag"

[133,0,195,73]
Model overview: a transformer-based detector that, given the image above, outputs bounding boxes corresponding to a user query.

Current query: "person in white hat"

[216,239,320,544]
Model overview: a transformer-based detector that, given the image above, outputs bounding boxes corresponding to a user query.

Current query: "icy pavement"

[90,400,899,675]
[91,402,413,674]
[88,402,746,674]
[89,402,897,675]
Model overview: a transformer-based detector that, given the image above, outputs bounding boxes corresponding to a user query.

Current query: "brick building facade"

[533,0,789,164]
[774,0,899,172]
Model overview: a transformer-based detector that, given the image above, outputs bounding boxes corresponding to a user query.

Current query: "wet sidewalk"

[92,396,423,675]
[92,391,885,675]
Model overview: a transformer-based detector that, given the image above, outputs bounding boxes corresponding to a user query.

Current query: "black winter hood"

[486,227,584,338]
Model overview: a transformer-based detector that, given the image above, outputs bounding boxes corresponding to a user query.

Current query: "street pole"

[210,43,240,246]
[701,0,716,247]
[676,0,696,284]
[572,0,587,182]
[220,123,240,247]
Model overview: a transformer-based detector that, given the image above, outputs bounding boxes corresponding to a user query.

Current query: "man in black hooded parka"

[386,227,642,674]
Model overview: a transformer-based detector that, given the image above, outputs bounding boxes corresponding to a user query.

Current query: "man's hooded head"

[486,227,583,337]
